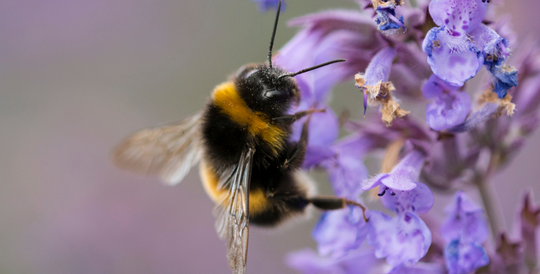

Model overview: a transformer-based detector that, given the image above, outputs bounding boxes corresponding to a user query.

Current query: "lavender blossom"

[362,150,426,191]
[441,192,489,274]
[278,1,540,273]
[423,0,518,95]
[321,135,371,197]
[423,74,472,131]
[355,47,410,126]
[312,207,368,258]
[362,150,434,266]
[423,0,488,86]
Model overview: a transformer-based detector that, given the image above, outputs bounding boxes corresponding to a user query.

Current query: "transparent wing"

[112,112,203,185]
[214,147,255,274]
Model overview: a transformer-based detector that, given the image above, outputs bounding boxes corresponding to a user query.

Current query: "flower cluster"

[251,0,540,273]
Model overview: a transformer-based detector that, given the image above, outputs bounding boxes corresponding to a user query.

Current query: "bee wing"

[112,112,203,185]
[214,147,255,274]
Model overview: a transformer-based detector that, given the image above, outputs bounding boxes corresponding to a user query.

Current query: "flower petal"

[326,155,368,197]
[381,182,434,214]
[367,211,432,266]
[441,191,489,244]
[470,24,507,59]
[422,74,459,99]
[448,102,499,133]
[362,47,397,87]
[423,27,484,86]
[426,89,471,131]
[444,240,489,274]
[429,0,487,35]
[361,173,390,190]
[312,207,368,258]
[381,150,426,191]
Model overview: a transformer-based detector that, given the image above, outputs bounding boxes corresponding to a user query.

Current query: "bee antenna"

[278,59,346,79]
[267,1,282,69]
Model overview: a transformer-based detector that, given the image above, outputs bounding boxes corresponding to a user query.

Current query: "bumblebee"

[113,2,367,273]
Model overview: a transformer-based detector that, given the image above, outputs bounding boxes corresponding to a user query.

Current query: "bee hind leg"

[308,196,369,222]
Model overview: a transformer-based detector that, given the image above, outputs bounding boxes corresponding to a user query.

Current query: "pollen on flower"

[433,40,441,49]
[356,73,410,126]
[478,87,515,116]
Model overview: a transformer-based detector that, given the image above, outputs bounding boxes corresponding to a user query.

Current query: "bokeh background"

[1,0,539,273]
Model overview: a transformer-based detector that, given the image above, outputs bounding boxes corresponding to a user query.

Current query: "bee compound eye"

[264,90,290,102]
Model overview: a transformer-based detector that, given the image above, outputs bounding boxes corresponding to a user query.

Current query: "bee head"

[231,0,345,118]
[234,63,300,117]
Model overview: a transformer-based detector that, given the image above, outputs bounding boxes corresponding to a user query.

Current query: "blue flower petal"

[312,207,368,258]
[490,64,519,98]
[445,240,489,274]
[367,211,432,266]
[426,89,471,131]
[423,27,484,87]
[429,0,488,35]
[441,191,489,244]
[381,182,434,214]
[422,74,459,99]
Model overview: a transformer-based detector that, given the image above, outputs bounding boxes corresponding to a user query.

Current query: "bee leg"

[309,196,369,222]
[272,108,325,125]
[281,115,311,169]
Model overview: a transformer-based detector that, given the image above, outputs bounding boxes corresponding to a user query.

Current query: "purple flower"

[488,61,519,98]
[447,102,500,133]
[355,47,410,126]
[423,0,519,97]
[423,74,472,131]
[448,87,515,133]
[441,191,488,243]
[441,192,489,274]
[445,240,489,274]
[422,26,483,87]
[469,24,518,98]
[321,135,371,197]
[429,0,487,36]
[312,207,368,258]
[380,182,434,215]
[362,150,434,266]
[362,150,426,191]
[252,0,285,12]
[367,211,432,266]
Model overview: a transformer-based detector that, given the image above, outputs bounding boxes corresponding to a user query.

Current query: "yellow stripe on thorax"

[199,160,270,214]
[212,82,285,156]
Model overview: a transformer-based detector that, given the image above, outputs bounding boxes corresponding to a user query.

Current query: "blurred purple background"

[1,0,539,273]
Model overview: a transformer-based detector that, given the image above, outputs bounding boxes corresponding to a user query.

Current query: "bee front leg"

[281,115,311,170]
[272,108,325,125]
